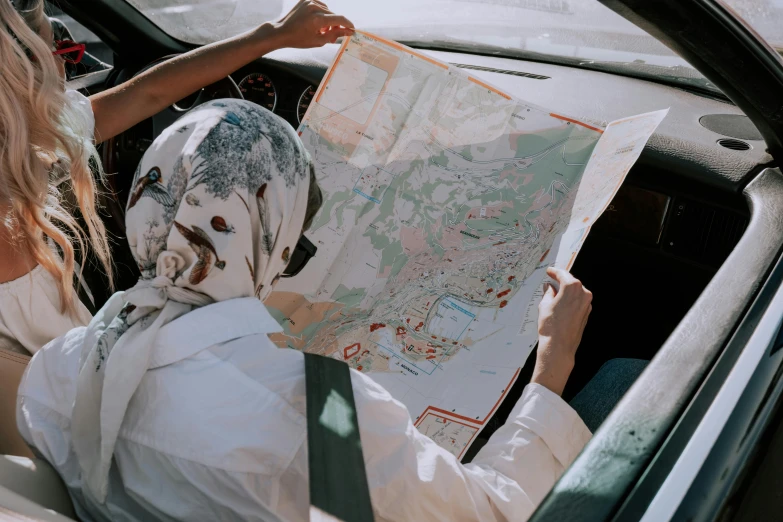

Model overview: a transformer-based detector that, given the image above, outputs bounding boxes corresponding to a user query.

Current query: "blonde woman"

[0,0,353,355]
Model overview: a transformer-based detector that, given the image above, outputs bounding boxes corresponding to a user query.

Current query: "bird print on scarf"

[128,167,175,210]
[256,183,274,255]
[174,221,227,284]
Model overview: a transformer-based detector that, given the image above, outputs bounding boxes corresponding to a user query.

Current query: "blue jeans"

[462,358,648,463]
[569,358,649,432]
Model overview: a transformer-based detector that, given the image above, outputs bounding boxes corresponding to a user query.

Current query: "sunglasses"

[52,40,85,64]
[282,235,317,278]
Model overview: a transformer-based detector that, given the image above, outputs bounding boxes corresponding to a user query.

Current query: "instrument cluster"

[236,69,316,129]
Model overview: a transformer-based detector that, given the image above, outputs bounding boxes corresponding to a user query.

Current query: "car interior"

[0,0,779,519]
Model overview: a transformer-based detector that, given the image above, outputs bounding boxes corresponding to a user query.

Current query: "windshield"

[126,0,783,95]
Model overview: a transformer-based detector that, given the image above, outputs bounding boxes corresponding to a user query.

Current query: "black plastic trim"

[529,168,783,522]
[55,0,188,63]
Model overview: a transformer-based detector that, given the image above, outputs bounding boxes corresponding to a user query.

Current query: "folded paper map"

[269,31,667,458]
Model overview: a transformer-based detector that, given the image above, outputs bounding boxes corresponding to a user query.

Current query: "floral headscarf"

[71,99,312,503]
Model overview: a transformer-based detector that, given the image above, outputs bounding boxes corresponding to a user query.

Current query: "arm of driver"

[89,1,354,145]
[88,26,281,145]
[351,370,592,521]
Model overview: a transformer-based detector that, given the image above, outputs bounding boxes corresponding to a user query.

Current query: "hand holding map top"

[269,0,354,48]
[532,267,593,396]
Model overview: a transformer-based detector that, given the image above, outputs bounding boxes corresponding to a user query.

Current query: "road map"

[269,31,668,458]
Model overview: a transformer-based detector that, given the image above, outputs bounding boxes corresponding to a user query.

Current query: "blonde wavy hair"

[1,0,112,316]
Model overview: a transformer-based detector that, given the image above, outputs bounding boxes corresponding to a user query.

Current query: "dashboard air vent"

[717,138,751,151]
[663,197,748,267]
[452,63,550,80]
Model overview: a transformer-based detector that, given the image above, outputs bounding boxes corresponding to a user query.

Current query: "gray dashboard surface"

[262,43,772,193]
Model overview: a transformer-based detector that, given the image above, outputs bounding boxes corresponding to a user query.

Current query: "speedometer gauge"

[297,85,316,124]
[238,73,277,112]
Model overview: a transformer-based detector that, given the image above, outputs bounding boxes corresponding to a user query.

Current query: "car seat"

[0,348,33,458]
[0,483,75,521]
[0,349,77,519]
[0,456,75,519]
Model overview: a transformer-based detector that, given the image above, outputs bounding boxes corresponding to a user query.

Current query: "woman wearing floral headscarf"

[17,100,595,521]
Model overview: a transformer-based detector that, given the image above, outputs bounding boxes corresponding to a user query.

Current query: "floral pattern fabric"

[69,99,313,503]
[127,99,311,297]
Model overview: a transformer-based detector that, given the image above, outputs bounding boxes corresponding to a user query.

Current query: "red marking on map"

[344,343,361,360]
[427,355,436,360]
[497,289,511,298]
[370,323,386,333]
[486,288,493,294]
[499,300,508,309]
[508,275,516,282]
[540,249,551,262]
[396,326,407,336]
[414,321,424,332]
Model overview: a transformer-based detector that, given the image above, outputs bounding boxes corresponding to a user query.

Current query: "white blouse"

[18,296,592,521]
[0,266,91,355]
[0,90,94,355]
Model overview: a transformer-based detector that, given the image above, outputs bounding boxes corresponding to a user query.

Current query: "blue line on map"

[445,299,476,319]
[352,188,381,204]
[457,320,472,342]
[371,298,477,375]
[351,166,400,204]
[443,299,475,341]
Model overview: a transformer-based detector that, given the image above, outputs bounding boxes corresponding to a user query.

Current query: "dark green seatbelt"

[304,353,374,522]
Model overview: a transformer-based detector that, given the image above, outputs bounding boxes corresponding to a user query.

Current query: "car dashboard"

[206,43,764,412]
[227,42,759,267]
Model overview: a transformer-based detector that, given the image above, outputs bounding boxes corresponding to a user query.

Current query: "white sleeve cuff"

[505,383,592,468]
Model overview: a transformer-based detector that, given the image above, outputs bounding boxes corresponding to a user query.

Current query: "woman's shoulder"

[0,266,91,355]
[17,326,87,417]
[63,89,94,140]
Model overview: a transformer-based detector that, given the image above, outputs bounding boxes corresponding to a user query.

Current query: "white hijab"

[71,99,312,503]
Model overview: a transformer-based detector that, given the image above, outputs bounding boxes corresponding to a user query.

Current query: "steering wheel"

[100,55,243,233]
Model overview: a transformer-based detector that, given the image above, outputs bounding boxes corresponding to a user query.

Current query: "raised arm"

[354,268,594,521]
[89,0,353,143]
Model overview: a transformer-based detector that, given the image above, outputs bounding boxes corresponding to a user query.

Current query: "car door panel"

[530,168,783,522]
